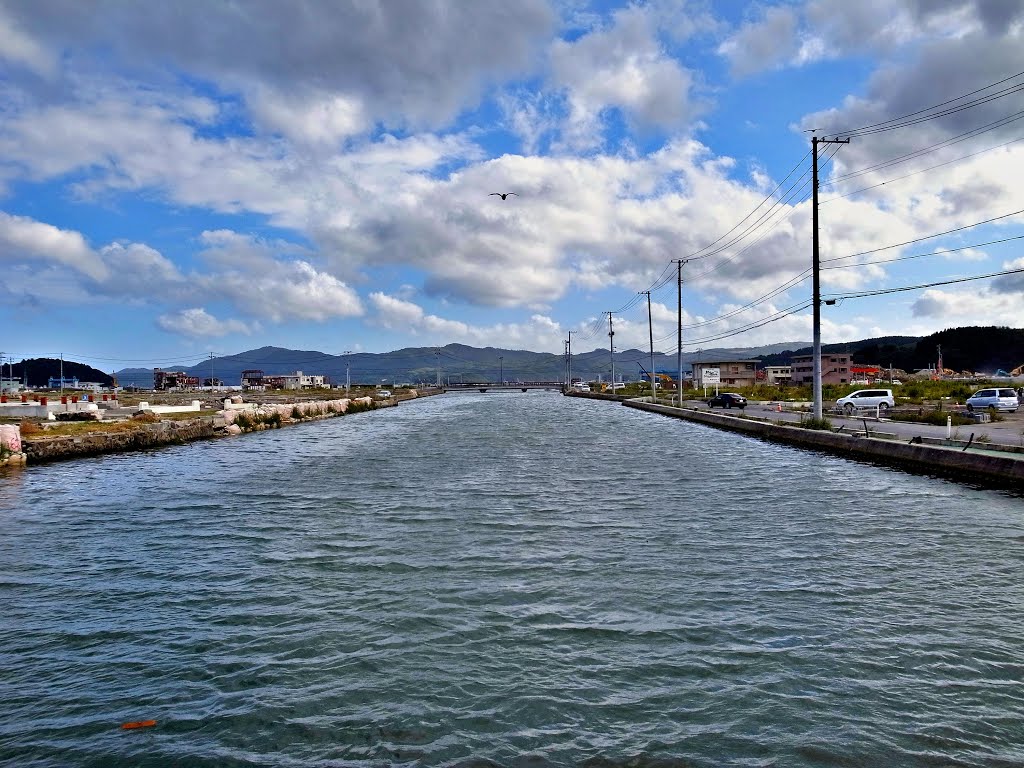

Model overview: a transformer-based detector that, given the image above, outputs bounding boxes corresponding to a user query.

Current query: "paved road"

[675,398,1024,449]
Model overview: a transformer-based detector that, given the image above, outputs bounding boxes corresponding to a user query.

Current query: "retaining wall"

[621,399,1024,487]
[17,396,390,465]
[23,418,219,464]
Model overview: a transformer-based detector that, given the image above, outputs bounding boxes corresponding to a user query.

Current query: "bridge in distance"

[442,382,563,393]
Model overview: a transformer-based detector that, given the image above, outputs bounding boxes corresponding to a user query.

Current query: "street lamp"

[498,355,503,385]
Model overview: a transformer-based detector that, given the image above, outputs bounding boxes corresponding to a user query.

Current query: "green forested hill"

[10,358,114,388]
[758,327,1024,373]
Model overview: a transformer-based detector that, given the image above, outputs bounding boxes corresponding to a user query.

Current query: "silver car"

[965,388,1019,413]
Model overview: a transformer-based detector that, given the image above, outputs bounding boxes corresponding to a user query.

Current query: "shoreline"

[568,391,1024,489]
[2,389,443,467]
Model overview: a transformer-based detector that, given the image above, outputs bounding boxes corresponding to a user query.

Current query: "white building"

[763,365,792,384]
[281,371,327,389]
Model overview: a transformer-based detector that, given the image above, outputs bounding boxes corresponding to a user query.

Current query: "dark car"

[708,392,747,409]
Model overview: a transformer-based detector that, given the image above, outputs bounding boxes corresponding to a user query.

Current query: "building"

[790,353,851,385]
[154,369,200,390]
[691,360,757,389]
[241,370,265,391]
[280,371,327,390]
[47,376,80,389]
[762,365,792,385]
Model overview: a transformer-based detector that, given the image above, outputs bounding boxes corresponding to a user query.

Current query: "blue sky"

[1,0,1023,371]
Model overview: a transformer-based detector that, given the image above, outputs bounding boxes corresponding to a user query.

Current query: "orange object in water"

[121,720,157,730]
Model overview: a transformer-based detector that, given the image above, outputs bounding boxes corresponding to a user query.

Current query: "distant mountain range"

[101,327,1024,388]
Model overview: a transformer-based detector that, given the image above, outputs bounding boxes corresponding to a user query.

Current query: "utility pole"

[565,342,573,391]
[344,350,352,394]
[435,347,441,388]
[607,312,615,389]
[60,353,64,394]
[498,355,503,385]
[565,331,573,387]
[641,291,655,401]
[812,134,850,419]
[209,351,215,390]
[675,259,686,407]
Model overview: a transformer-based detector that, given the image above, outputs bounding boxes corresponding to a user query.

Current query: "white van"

[965,388,1018,412]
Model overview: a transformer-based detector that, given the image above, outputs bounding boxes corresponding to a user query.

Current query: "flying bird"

[489,192,519,200]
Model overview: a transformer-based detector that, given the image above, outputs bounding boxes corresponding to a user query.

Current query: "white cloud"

[369,292,564,351]
[911,284,1024,320]
[549,5,700,148]
[0,211,108,280]
[718,6,800,77]
[719,1,1024,76]
[0,5,56,75]
[2,1,556,130]
[207,259,363,322]
[157,307,254,338]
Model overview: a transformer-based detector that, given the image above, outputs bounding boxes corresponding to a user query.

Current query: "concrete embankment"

[568,391,1024,487]
[9,391,433,466]
[24,417,220,464]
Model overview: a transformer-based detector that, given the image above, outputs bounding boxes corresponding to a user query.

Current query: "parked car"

[708,392,747,409]
[835,389,895,414]
[965,388,1019,413]
[376,389,392,399]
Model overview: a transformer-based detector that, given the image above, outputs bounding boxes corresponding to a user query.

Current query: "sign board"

[702,367,721,385]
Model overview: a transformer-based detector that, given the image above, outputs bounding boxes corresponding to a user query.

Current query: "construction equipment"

[636,362,676,388]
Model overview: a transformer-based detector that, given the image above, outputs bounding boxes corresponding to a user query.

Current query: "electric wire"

[823,266,1024,300]
[823,109,1024,185]
[819,134,1024,204]
[823,70,1024,137]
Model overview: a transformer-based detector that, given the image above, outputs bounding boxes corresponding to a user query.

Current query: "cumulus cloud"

[3,0,555,131]
[206,260,363,322]
[550,5,700,148]
[157,308,254,338]
[719,0,1024,76]
[369,292,564,351]
[911,282,1024,320]
[718,6,800,77]
[0,211,107,280]
[0,5,56,75]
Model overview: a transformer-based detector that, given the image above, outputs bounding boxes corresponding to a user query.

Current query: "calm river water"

[1,392,1023,767]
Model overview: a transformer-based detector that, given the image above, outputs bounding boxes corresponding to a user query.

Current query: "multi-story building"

[154,369,200,390]
[280,371,327,390]
[763,365,792,384]
[48,376,80,389]
[241,370,265,390]
[790,353,851,385]
[691,360,757,388]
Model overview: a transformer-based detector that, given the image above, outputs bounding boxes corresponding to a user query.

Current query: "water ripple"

[2,392,1023,767]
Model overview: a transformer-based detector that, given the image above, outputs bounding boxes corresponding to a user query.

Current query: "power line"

[821,207,1024,265]
[823,109,1024,186]
[820,133,1024,204]
[823,70,1024,137]
[823,265,1024,300]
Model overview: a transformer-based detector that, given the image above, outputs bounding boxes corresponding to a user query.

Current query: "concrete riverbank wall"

[625,398,1024,487]
[12,395,405,465]
[567,391,1024,487]
[24,417,220,463]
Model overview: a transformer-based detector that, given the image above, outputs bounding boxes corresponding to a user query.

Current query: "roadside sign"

[703,367,721,385]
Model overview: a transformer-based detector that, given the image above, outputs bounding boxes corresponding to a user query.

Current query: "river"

[1,391,1022,767]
